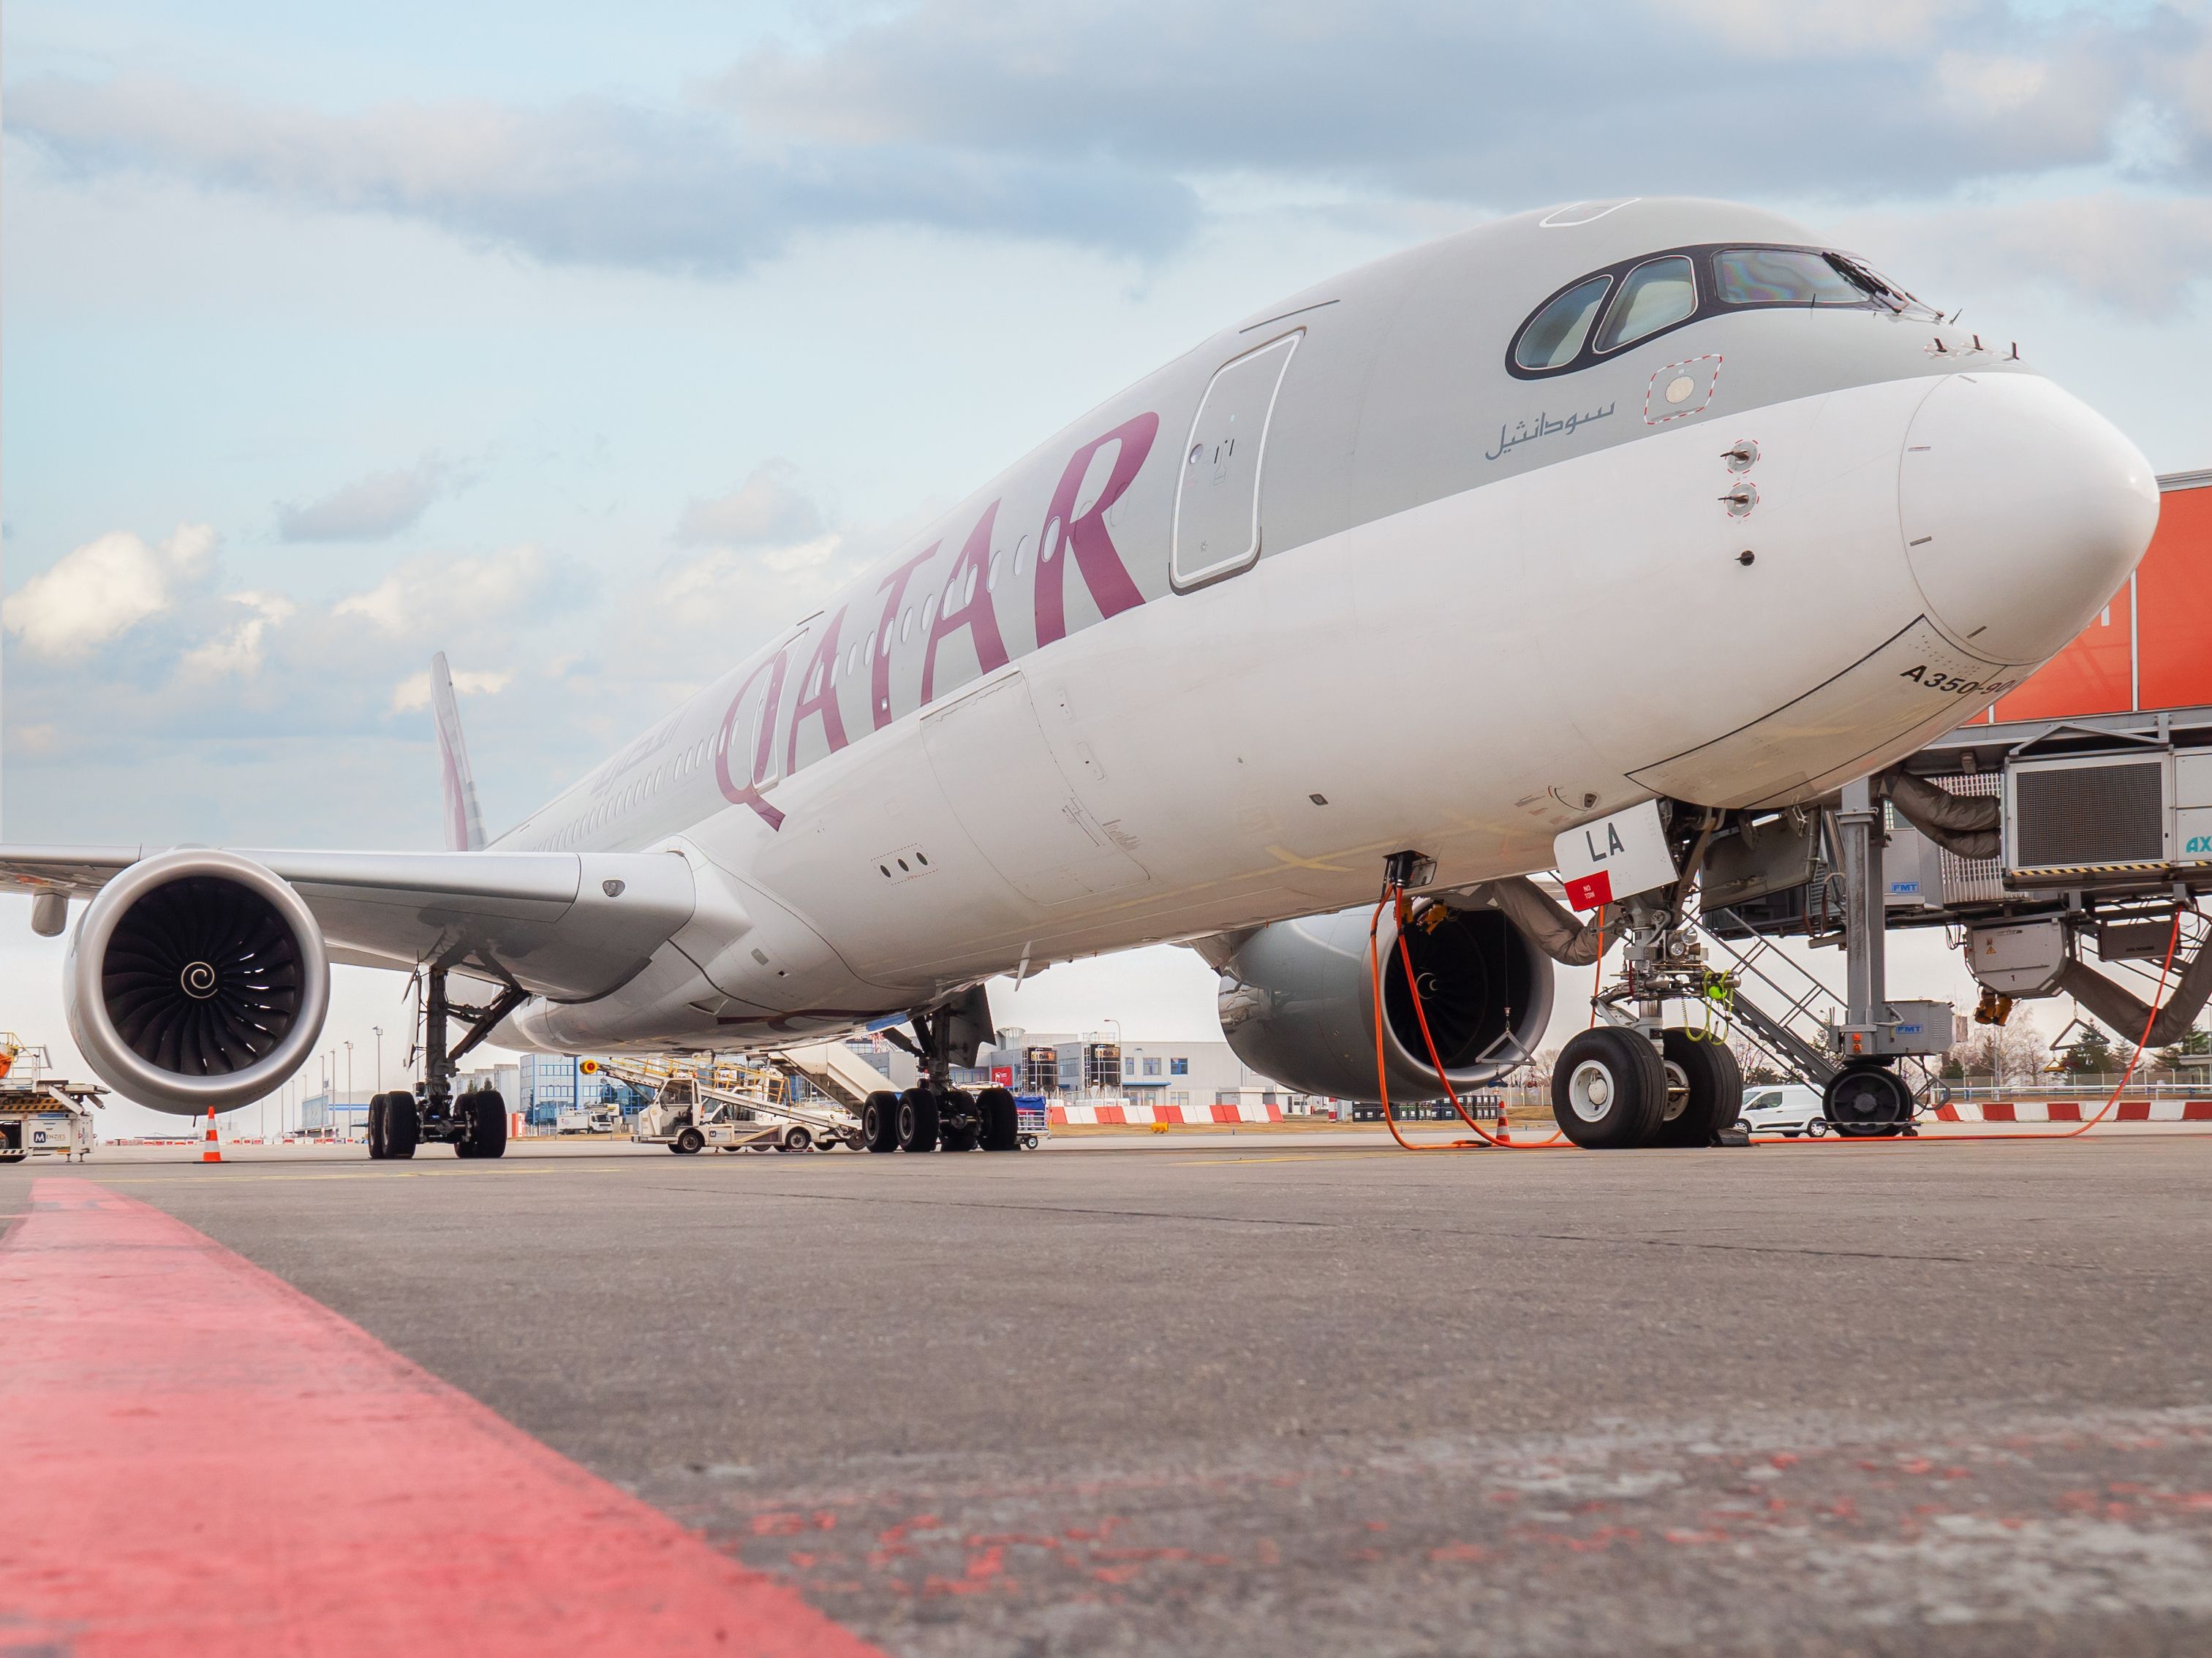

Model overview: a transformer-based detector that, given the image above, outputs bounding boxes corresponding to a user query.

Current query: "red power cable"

[1367,883,1569,1151]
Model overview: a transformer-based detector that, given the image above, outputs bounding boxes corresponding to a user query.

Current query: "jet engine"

[1205,899,1552,1104]
[65,849,331,1116]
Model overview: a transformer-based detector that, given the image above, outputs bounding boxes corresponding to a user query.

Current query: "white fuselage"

[496,198,2158,1054]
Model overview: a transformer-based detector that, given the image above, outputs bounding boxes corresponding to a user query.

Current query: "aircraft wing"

[0,844,697,1002]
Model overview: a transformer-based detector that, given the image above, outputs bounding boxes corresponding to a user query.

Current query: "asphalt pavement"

[10,1132,2212,1655]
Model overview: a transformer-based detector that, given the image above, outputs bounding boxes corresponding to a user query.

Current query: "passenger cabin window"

[1593,256,1696,354]
[1512,274,1611,371]
[1714,247,1865,307]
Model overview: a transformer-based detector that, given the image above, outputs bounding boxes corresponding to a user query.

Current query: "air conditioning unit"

[2004,750,2212,880]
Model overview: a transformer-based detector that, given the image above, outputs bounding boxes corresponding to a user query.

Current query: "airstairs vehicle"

[584,1056,864,1154]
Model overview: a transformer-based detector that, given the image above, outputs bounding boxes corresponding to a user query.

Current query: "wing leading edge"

[0,846,696,1002]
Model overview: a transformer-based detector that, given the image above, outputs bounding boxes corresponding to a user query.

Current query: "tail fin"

[430,652,488,852]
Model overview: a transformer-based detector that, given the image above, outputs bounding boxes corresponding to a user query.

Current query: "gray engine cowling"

[65,849,331,1116]
[1206,900,1552,1104]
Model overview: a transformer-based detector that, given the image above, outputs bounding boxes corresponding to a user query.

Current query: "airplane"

[1,196,2159,1158]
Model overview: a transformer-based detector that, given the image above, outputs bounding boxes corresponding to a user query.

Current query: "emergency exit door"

[1171,330,1299,591]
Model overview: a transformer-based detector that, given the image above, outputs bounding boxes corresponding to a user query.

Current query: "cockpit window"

[1512,274,1612,371]
[1714,247,1865,306]
[1506,241,1943,379]
[1594,256,1696,353]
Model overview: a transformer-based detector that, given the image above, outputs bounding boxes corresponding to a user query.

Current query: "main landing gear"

[861,989,1023,1154]
[1551,892,1745,1151]
[367,964,526,1161]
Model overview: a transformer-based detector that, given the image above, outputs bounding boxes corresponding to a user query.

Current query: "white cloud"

[674,460,826,548]
[3,523,215,658]
[8,75,1196,275]
[1664,0,1979,58]
[389,666,513,713]
[276,456,447,542]
[1843,192,2212,320]
[178,591,297,681]
[335,544,554,637]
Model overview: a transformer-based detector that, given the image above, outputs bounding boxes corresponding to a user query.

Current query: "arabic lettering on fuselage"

[1485,401,1616,462]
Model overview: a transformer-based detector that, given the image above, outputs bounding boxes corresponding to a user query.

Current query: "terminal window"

[1171,1058,1188,1075]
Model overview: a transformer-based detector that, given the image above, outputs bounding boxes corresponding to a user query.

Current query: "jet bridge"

[1681,467,2212,1109]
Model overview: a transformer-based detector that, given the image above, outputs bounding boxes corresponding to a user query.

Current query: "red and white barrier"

[1050,1101,1285,1126]
[1934,1099,2212,1123]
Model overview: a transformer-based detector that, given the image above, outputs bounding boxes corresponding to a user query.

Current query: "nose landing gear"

[1555,888,1748,1149]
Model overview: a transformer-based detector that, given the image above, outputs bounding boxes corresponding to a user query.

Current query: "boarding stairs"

[1686,906,1846,1091]
[764,1040,897,1110]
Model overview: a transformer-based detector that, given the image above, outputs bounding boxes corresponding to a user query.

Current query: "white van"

[1740,1083,1827,1137]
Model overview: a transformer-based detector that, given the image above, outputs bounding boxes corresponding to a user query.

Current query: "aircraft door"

[1171,331,1300,592]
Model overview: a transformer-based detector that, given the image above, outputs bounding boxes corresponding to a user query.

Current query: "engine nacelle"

[1209,900,1552,1104]
[66,849,331,1116]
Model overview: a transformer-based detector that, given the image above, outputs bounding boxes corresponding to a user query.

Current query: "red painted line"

[0,1179,883,1658]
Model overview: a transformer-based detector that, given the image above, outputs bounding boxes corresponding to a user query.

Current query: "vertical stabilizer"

[429,653,488,852]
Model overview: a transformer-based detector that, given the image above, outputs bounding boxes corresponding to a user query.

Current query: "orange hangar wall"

[1974,470,2212,724]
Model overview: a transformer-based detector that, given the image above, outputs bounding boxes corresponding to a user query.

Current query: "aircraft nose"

[1899,372,2159,665]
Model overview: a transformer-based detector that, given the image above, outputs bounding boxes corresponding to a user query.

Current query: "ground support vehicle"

[1740,1084,1830,1138]
[0,1076,102,1163]
[1016,1096,1050,1150]
[0,1035,102,1163]
[588,1058,865,1155]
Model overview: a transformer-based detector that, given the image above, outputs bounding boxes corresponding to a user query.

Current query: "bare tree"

[1945,1008,2051,1088]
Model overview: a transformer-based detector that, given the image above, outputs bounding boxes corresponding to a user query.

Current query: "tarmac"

[8,1128,2212,1654]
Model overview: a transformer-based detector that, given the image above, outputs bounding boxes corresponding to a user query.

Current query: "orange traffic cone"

[1491,1094,1512,1146]
[200,1108,222,1164]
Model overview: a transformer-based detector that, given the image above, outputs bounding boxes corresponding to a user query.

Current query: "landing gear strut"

[863,986,1022,1153]
[369,964,525,1160]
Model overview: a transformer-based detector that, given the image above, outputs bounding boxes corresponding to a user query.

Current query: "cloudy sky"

[6,1,2208,1127]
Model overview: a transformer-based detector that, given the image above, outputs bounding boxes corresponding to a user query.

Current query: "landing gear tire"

[367,1093,390,1159]
[1551,1027,1667,1149]
[1824,1061,1913,1139]
[673,1127,705,1154]
[385,1091,419,1160]
[1653,1031,1743,1148]
[978,1087,1020,1152]
[459,1089,508,1159]
[862,1091,899,1153]
[896,1088,940,1154]
[939,1087,979,1152]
